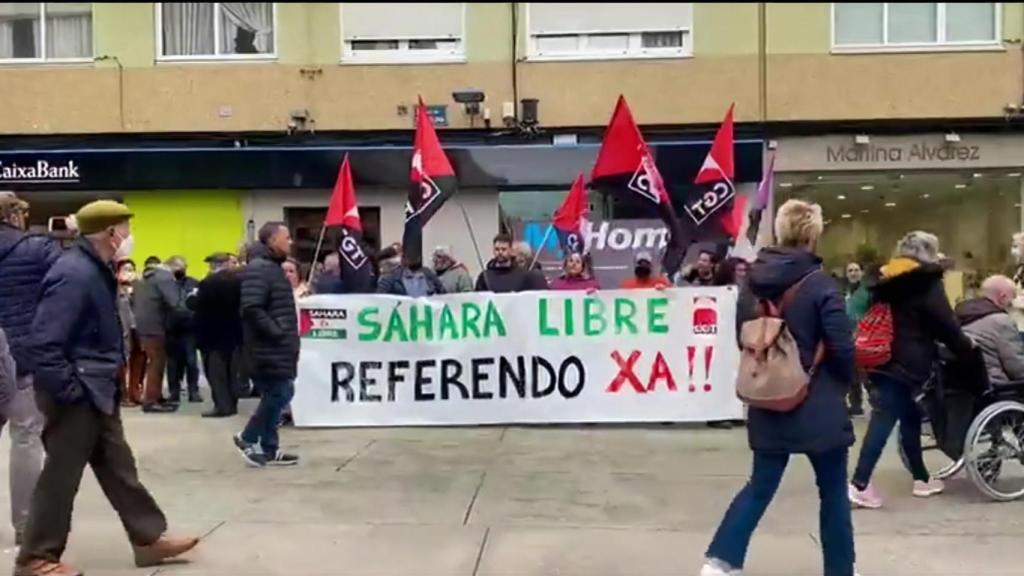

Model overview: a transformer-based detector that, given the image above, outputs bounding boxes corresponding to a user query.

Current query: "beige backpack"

[736,272,825,412]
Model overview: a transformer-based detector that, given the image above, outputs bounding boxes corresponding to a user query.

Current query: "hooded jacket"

[742,247,856,454]
[132,265,186,338]
[872,258,974,384]
[475,259,548,293]
[0,222,62,377]
[435,261,474,294]
[240,243,300,379]
[955,297,1024,386]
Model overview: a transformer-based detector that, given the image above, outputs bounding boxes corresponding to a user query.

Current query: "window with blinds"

[832,3,1001,51]
[527,3,692,60]
[341,2,465,64]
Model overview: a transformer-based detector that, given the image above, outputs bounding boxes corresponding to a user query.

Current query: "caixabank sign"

[0,160,80,185]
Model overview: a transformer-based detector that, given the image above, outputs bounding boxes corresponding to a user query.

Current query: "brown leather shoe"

[13,559,83,576]
[132,534,199,568]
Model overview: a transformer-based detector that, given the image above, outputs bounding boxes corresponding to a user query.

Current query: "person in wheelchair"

[955,275,1024,386]
[849,232,976,509]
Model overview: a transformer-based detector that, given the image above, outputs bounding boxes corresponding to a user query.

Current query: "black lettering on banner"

[331,361,355,402]
[532,356,556,398]
[472,357,495,400]
[499,356,527,399]
[415,360,436,401]
[440,359,469,400]
[359,361,383,402]
[558,356,585,399]
[970,146,980,160]
[387,360,409,402]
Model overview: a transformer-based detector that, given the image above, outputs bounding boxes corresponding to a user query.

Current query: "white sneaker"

[700,559,741,576]
[912,478,944,497]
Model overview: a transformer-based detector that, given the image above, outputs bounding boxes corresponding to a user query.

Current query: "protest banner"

[293,288,742,427]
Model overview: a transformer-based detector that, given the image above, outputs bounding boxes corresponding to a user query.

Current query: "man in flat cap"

[15,200,198,576]
[0,192,60,547]
[193,251,244,417]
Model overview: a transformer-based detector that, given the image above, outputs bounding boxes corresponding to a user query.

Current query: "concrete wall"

[1,2,1021,135]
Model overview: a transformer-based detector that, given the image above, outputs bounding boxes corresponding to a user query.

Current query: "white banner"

[293,288,742,427]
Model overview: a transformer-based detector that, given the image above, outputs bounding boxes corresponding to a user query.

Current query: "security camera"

[452,89,485,104]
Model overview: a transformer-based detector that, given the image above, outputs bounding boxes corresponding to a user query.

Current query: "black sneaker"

[233,433,266,468]
[266,451,299,467]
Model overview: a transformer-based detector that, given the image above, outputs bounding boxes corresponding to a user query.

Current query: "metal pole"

[308,224,327,284]
[528,224,553,271]
[457,198,486,273]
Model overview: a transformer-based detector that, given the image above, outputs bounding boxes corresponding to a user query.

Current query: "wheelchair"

[896,348,1024,501]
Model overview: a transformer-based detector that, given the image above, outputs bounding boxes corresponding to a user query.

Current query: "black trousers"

[166,333,199,398]
[18,391,167,565]
[202,347,240,415]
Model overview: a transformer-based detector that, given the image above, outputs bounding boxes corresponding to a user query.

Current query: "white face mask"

[1013,246,1022,261]
[114,232,135,261]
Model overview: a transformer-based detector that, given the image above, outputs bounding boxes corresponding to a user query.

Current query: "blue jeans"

[241,377,294,456]
[707,449,855,576]
[852,373,930,487]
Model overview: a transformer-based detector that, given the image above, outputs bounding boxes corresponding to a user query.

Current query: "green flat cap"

[75,200,133,235]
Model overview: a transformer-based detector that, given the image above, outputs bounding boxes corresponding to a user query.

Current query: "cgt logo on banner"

[292,288,742,427]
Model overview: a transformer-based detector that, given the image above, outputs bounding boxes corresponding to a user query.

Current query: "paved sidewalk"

[0,400,1019,575]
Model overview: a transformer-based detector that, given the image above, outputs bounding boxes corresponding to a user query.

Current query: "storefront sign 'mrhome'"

[826,142,981,164]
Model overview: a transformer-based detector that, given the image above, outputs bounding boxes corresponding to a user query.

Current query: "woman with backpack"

[848,232,975,509]
[702,199,859,576]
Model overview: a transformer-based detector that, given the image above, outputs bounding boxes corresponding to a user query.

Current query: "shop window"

[157,2,276,60]
[341,3,464,64]
[0,2,92,62]
[833,3,999,51]
[527,3,692,61]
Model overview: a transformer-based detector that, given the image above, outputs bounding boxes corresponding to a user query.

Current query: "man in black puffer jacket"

[0,192,60,545]
[233,222,300,468]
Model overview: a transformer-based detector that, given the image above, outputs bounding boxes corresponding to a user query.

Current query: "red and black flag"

[552,172,588,254]
[325,153,374,293]
[403,96,457,264]
[591,95,689,275]
[686,104,737,237]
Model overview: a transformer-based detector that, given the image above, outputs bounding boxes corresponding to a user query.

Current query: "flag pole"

[456,198,486,273]
[528,224,553,271]
[308,224,327,284]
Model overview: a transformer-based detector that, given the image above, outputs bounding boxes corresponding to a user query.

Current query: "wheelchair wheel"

[964,401,1024,501]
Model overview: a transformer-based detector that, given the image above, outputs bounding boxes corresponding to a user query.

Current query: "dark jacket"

[240,244,299,379]
[377,266,445,297]
[312,271,345,295]
[955,297,1024,386]
[171,275,199,335]
[872,258,974,384]
[475,259,548,293]
[743,247,856,454]
[132,266,185,337]
[0,327,14,410]
[194,269,243,353]
[31,238,124,414]
[0,222,62,377]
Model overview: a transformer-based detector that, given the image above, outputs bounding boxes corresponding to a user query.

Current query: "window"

[342,3,464,64]
[527,3,692,60]
[157,2,275,60]
[833,3,1000,51]
[0,3,92,62]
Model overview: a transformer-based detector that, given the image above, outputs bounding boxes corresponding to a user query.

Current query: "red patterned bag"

[855,303,893,369]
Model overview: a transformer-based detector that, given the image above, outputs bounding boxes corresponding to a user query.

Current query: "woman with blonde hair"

[702,199,859,576]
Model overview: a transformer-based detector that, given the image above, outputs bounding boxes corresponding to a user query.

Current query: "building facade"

[0,2,1021,278]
